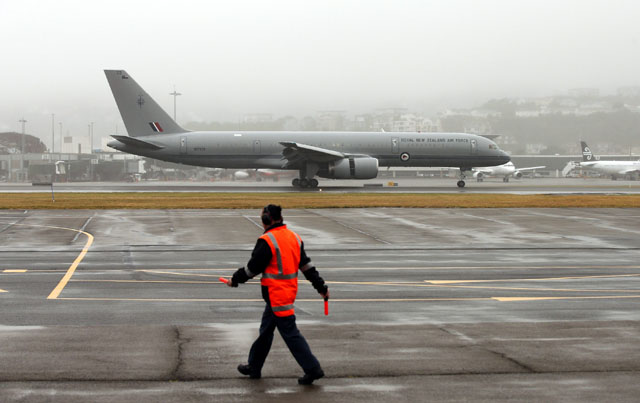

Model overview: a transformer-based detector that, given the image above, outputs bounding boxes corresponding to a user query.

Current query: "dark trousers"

[248,304,321,374]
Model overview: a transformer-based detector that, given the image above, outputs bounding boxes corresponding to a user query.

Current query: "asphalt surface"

[2,176,640,194]
[1,208,640,402]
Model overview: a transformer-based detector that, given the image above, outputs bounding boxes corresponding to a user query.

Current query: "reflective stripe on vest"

[262,232,299,280]
[272,303,295,313]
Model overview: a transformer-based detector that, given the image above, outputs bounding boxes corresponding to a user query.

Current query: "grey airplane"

[105,70,510,188]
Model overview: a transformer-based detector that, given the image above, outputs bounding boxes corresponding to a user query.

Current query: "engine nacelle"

[473,171,484,179]
[320,157,379,179]
[514,171,523,179]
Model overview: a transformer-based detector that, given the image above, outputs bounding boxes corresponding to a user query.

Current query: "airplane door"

[470,139,477,155]
[253,140,261,154]
[180,136,187,155]
[391,137,399,154]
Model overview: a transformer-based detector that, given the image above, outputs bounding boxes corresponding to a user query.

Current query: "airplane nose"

[500,150,511,164]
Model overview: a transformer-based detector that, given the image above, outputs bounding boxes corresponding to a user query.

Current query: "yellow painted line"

[136,268,236,272]
[3,270,27,273]
[138,270,225,278]
[70,279,224,284]
[0,289,7,293]
[57,297,265,302]
[426,274,640,285]
[493,295,640,302]
[8,223,94,299]
[47,229,93,299]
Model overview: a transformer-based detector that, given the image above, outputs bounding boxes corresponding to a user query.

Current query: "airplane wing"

[618,168,640,175]
[516,165,546,172]
[279,141,348,167]
[473,168,494,174]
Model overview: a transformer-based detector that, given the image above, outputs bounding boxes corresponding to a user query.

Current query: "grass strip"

[1,193,640,209]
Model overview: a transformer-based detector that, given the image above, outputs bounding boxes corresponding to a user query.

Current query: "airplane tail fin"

[580,141,595,162]
[104,70,187,137]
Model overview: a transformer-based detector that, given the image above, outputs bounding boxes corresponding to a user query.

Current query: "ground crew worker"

[225,204,329,385]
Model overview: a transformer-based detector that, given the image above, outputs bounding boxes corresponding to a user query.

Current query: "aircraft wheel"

[300,178,310,188]
[503,177,509,182]
[457,180,466,188]
[310,178,319,188]
[292,178,300,187]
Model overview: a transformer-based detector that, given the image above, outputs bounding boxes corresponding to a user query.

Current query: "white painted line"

[426,273,640,284]
[493,295,640,302]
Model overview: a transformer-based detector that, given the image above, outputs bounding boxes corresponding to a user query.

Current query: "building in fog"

[617,86,640,98]
[568,88,600,98]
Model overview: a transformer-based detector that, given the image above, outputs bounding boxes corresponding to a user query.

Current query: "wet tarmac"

[1,208,640,401]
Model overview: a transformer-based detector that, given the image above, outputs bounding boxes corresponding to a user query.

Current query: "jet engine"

[513,171,523,179]
[319,157,379,179]
[473,172,484,180]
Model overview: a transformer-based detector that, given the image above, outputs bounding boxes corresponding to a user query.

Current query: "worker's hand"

[226,279,235,287]
[321,289,330,301]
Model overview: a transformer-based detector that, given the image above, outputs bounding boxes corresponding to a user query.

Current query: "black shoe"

[298,368,324,385]
[237,364,261,379]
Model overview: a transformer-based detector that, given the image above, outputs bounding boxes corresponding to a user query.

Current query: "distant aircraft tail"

[580,141,596,162]
[104,70,187,137]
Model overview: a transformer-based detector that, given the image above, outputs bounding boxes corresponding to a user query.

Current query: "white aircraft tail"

[104,70,187,137]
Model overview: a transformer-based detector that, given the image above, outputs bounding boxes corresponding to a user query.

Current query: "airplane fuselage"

[579,160,640,175]
[108,130,510,170]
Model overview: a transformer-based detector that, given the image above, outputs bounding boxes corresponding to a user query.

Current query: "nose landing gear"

[457,167,470,188]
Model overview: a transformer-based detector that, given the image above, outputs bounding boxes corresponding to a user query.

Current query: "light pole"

[170,86,181,122]
[59,122,63,154]
[19,118,27,182]
[90,122,94,181]
[51,113,55,154]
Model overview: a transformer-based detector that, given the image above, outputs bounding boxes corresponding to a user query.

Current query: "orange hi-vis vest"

[260,225,302,317]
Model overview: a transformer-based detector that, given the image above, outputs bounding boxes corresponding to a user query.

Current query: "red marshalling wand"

[219,277,229,284]
[324,297,329,316]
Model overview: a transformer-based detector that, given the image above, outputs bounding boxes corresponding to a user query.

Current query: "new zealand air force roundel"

[400,152,410,162]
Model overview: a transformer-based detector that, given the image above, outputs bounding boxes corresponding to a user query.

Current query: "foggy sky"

[1,0,639,148]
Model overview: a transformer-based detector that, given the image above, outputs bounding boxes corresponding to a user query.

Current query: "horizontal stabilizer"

[111,135,164,150]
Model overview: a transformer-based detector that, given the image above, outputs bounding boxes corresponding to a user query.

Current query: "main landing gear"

[293,163,320,188]
[457,168,469,188]
[292,178,319,188]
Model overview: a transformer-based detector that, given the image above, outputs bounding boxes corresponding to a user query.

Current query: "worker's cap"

[262,204,282,221]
